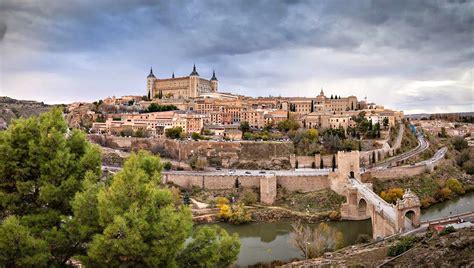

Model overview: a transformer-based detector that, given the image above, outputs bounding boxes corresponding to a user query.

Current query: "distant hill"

[0,96,54,127]
[406,112,474,123]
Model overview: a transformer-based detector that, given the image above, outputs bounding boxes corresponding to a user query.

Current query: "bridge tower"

[395,189,421,232]
[329,150,360,195]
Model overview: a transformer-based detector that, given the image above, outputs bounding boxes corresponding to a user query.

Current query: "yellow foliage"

[446,178,464,195]
[218,204,231,220]
[380,188,404,204]
[216,197,229,207]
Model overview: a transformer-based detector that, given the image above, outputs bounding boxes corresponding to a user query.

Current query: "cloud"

[0,0,473,113]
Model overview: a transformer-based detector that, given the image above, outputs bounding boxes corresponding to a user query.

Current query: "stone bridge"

[330,151,421,239]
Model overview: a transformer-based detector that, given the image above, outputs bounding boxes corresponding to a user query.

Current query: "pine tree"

[0,108,102,265]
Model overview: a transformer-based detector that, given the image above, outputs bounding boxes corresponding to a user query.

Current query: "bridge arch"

[357,198,368,217]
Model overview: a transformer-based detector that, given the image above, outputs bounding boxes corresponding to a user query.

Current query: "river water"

[203,191,474,267]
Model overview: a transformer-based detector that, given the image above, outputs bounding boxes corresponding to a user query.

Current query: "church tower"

[189,64,199,98]
[146,67,156,99]
[210,70,218,92]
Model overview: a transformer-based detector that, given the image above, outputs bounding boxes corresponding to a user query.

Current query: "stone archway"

[357,198,368,217]
[349,171,355,178]
[396,189,421,231]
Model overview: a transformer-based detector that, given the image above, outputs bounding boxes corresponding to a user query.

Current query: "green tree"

[178,226,240,268]
[239,121,250,133]
[452,136,468,151]
[192,132,201,141]
[145,103,178,113]
[277,118,300,132]
[0,108,102,265]
[85,151,193,266]
[383,117,389,128]
[0,216,50,267]
[165,127,183,139]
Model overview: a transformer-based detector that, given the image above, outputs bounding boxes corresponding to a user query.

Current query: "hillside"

[0,96,53,127]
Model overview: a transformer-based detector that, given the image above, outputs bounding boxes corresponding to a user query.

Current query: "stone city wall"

[369,165,429,180]
[276,175,330,192]
[290,154,338,169]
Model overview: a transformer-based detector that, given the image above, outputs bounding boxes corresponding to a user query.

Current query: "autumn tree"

[380,188,404,204]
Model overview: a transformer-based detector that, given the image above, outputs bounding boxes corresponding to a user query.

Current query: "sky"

[0,0,473,114]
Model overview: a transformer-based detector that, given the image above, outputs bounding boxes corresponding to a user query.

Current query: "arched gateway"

[333,151,421,239]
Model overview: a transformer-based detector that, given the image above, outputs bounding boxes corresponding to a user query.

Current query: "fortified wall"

[161,172,331,204]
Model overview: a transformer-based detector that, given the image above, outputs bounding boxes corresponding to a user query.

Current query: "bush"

[420,197,435,208]
[452,137,468,151]
[387,236,417,257]
[165,127,183,139]
[434,187,453,201]
[439,226,455,236]
[217,204,231,220]
[163,161,172,170]
[240,189,258,205]
[445,178,464,195]
[356,234,372,244]
[328,211,341,221]
[380,188,404,204]
[228,203,252,224]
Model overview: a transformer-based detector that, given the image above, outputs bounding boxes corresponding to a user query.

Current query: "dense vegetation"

[0,109,240,267]
[143,103,178,113]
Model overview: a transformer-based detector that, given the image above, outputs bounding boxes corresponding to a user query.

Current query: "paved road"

[102,165,332,176]
[374,130,429,169]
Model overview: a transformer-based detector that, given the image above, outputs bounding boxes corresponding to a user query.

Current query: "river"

[202,191,474,267]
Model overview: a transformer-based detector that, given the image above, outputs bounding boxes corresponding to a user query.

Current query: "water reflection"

[198,191,474,267]
[204,220,372,267]
[421,191,474,221]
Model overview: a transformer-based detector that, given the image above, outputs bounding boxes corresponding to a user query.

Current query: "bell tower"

[146,67,156,99]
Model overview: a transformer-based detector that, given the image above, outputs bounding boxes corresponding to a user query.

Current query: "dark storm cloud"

[0,0,472,112]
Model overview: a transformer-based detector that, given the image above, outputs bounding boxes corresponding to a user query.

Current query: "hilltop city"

[1,1,473,266]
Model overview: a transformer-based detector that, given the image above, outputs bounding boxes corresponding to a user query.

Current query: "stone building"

[146,65,218,100]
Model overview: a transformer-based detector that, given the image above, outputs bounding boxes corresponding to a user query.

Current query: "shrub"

[328,211,341,221]
[163,161,172,170]
[240,189,258,205]
[452,136,468,151]
[228,203,252,224]
[387,236,417,257]
[216,197,230,207]
[434,187,453,201]
[380,188,404,204]
[356,234,372,244]
[439,226,455,236]
[420,197,435,208]
[445,178,464,195]
[217,204,231,220]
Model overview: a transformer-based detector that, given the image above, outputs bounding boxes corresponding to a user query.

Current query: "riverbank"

[283,226,474,267]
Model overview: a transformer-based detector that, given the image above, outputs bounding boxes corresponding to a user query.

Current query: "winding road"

[374,128,430,169]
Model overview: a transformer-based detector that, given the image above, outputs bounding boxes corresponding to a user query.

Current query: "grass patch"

[275,189,346,214]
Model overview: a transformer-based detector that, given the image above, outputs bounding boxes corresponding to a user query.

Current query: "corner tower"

[189,64,199,98]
